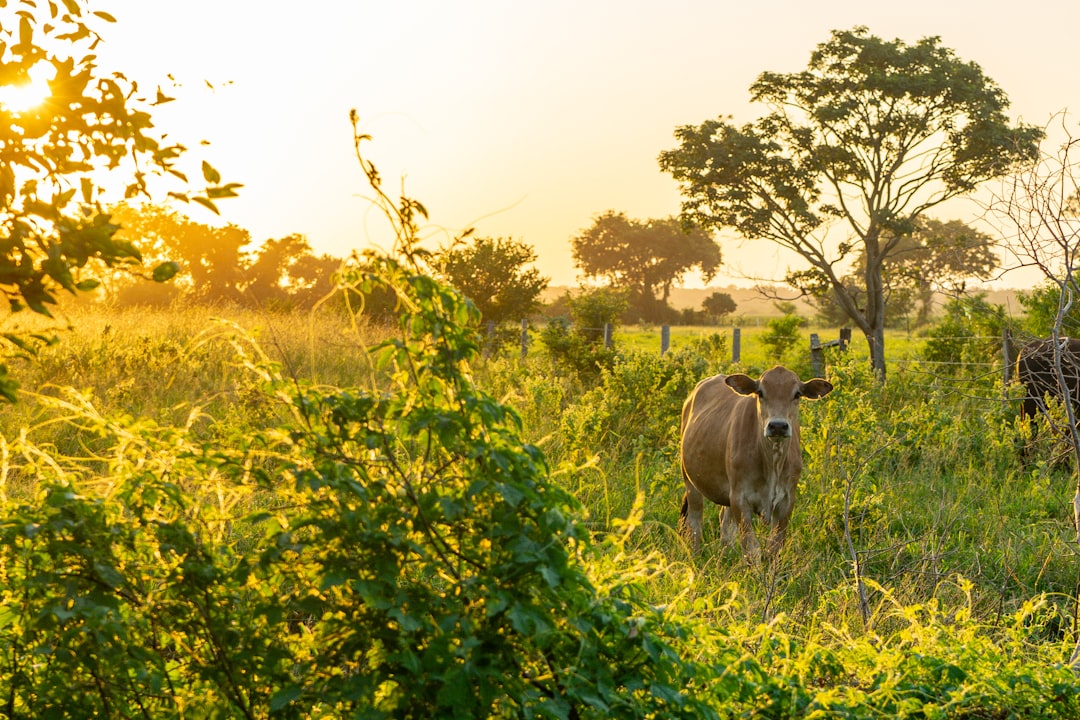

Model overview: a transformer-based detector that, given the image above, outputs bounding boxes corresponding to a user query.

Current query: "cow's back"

[680,375,754,506]
[1017,337,1080,420]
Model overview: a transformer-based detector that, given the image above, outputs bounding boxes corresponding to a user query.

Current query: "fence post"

[484,320,496,358]
[839,327,851,351]
[604,323,613,349]
[810,333,824,378]
[521,318,529,360]
[732,327,741,364]
[660,325,670,356]
[1003,327,1013,386]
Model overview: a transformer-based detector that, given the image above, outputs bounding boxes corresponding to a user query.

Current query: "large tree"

[658,27,1042,377]
[432,236,549,324]
[571,211,720,322]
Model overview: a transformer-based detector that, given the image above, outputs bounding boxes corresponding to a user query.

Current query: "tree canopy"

[432,236,548,324]
[107,203,339,309]
[659,26,1042,376]
[799,217,998,327]
[571,211,720,322]
[702,291,737,321]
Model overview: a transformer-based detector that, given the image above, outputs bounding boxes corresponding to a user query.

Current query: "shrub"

[759,313,803,363]
[920,293,1012,373]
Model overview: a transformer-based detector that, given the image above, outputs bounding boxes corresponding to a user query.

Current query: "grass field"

[2,299,1077,716]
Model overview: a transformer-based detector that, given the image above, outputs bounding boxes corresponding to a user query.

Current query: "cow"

[679,366,833,560]
[1015,337,1080,441]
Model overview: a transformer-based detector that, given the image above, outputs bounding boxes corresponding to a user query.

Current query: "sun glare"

[0,65,52,114]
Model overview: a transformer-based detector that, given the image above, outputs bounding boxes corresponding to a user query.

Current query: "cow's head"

[726,366,833,440]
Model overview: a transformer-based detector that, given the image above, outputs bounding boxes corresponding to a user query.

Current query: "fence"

[486,320,855,369]
[485,320,1020,384]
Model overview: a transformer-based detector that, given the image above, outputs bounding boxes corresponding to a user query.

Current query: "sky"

[85,0,1080,289]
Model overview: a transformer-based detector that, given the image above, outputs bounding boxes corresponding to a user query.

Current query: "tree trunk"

[863,234,888,381]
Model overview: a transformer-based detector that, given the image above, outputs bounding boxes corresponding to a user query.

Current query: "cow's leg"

[766,490,795,556]
[726,499,760,561]
[719,506,738,546]
[766,513,790,556]
[679,482,705,553]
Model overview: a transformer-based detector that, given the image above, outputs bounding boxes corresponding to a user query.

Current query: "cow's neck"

[761,437,791,523]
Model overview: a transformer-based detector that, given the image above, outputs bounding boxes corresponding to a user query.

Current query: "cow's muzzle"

[765,419,791,439]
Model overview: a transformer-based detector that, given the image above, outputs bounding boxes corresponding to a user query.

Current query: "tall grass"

[3,301,1079,716]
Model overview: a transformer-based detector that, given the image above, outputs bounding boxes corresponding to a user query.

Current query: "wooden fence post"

[810,333,824,378]
[839,327,851,351]
[1003,327,1013,386]
[484,320,495,358]
[732,327,741,364]
[521,318,529,360]
[660,325,670,355]
[603,323,613,349]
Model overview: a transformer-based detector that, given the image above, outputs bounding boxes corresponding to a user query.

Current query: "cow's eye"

[794,389,803,400]
[755,389,764,398]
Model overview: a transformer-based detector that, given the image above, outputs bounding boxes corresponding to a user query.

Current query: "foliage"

[107,203,340,309]
[432,235,548,325]
[921,293,1012,372]
[0,126,725,718]
[701,291,737,322]
[539,287,627,377]
[659,25,1043,377]
[571,211,720,323]
[5,294,1080,717]
[759,313,803,363]
[1018,279,1080,338]
[803,218,998,328]
[0,0,238,400]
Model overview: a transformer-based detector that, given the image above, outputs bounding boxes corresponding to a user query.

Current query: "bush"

[921,293,1012,373]
[759,313,803,363]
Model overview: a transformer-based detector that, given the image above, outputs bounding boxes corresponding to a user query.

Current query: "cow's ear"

[801,378,833,400]
[725,374,759,396]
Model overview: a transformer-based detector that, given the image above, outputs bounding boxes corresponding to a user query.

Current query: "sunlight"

[0,64,52,114]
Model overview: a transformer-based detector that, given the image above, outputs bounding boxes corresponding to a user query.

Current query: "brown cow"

[679,366,833,559]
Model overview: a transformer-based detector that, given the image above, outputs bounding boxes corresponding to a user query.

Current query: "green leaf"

[151,261,180,282]
[0,365,17,404]
[269,686,303,712]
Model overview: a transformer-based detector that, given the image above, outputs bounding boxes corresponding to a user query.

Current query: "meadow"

[1,291,1078,717]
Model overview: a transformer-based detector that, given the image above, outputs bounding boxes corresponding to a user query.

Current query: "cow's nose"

[765,419,791,438]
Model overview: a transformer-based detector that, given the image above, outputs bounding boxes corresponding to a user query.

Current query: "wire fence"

[485,319,1021,379]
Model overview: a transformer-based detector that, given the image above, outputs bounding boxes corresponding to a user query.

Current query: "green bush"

[759,313,803,363]
[921,293,1012,373]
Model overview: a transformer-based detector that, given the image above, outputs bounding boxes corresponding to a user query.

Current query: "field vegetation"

[2,282,1078,716]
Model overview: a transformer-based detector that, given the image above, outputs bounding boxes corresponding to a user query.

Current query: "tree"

[243,234,339,309]
[0,1,238,399]
[1018,280,1080,338]
[702,291,736,321]
[432,236,548,324]
[108,205,341,309]
[659,26,1042,378]
[571,211,720,323]
[109,203,249,304]
[988,120,1080,667]
[800,217,998,328]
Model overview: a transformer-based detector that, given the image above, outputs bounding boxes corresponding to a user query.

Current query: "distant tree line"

[104,203,341,310]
